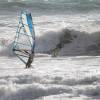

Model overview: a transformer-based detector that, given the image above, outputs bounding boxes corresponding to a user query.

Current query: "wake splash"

[1,28,100,57]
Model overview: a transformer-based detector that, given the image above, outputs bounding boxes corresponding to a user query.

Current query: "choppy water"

[0,1,100,100]
[0,0,100,56]
[0,0,100,15]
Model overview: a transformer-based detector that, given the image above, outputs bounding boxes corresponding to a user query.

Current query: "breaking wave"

[1,28,100,57]
[35,28,100,56]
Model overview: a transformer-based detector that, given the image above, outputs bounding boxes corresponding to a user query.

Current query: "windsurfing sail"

[13,11,35,64]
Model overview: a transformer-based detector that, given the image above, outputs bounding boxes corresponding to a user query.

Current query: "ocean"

[0,1,100,100]
[1,0,100,15]
[0,0,100,56]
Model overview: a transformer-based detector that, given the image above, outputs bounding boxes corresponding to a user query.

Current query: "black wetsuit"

[26,52,34,68]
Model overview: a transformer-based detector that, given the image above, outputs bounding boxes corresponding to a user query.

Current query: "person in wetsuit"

[13,48,34,68]
[26,51,34,68]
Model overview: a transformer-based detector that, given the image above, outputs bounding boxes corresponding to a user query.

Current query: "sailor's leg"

[26,53,34,68]
[26,62,28,68]
[26,60,31,68]
[27,63,31,68]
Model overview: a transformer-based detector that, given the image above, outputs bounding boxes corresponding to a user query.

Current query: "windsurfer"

[26,51,34,68]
